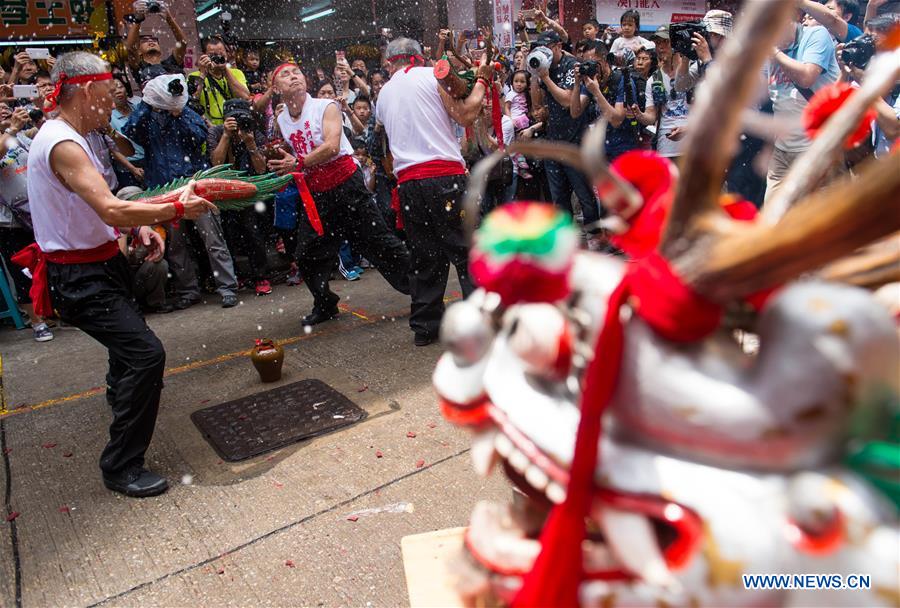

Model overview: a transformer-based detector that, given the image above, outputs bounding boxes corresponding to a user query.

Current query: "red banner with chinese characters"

[0,0,131,40]
[595,0,704,29]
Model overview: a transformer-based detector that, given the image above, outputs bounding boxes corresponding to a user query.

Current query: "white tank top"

[375,66,464,173]
[277,95,354,162]
[27,119,118,252]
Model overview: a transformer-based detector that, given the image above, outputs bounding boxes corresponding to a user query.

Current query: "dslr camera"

[527,46,553,75]
[210,54,228,65]
[167,77,185,96]
[670,20,709,61]
[577,60,599,78]
[146,0,161,13]
[839,34,876,70]
[232,111,255,132]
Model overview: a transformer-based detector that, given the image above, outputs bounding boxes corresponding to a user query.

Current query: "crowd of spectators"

[1,0,898,343]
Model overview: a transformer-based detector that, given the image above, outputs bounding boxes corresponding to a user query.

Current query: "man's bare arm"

[50,141,214,226]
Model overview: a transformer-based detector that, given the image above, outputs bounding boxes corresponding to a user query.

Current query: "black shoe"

[302,307,339,326]
[221,295,239,308]
[173,296,200,310]
[414,332,438,347]
[142,303,175,315]
[103,468,169,498]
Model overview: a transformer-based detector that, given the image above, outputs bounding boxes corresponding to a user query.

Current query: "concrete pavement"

[0,271,508,607]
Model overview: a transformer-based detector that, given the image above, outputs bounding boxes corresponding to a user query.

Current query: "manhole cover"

[190,379,368,461]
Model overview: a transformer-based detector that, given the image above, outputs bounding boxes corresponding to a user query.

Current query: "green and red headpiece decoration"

[470,202,578,305]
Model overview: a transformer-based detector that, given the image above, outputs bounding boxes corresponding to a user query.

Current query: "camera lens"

[167,79,185,96]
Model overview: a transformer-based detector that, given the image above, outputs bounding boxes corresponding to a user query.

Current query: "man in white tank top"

[266,63,410,327]
[375,38,492,346]
[19,52,215,498]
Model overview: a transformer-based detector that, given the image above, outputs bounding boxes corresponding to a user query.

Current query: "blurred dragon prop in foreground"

[431,2,900,606]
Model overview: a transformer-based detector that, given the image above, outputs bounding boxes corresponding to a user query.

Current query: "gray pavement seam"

[1,417,23,608]
[86,446,471,608]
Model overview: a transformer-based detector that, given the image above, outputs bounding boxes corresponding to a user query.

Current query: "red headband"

[387,54,425,66]
[44,71,112,112]
[272,62,300,81]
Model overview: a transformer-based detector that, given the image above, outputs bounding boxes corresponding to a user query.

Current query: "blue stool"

[0,266,25,330]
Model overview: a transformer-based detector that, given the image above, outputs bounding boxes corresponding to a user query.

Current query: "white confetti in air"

[181,474,193,485]
[257,325,263,331]
[254,202,266,213]
[303,325,312,334]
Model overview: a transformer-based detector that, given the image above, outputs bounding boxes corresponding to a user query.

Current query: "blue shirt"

[765,25,839,152]
[110,100,144,163]
[122,102,209,188]
[842,23,863,44]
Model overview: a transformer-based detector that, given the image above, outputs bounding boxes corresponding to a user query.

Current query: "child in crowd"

[504,70,533,179]
[609,10,651,58]
[240,49,266,95]
[582,18,603,41]
[353,138,376,193]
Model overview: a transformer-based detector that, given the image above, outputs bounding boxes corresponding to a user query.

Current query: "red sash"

[396,159,466,184]
[304,155,357,193]
[12,241,120,318]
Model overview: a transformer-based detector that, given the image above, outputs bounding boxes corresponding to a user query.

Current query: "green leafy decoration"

[131,165,293,211]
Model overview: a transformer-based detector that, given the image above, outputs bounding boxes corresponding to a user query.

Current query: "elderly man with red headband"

[375,37,493,346]
[267,62,410,327]
[14,52,215,498]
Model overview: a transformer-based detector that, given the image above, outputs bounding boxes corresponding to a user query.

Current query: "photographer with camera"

[208,99,272,297]
[188,36,251,126]
[763,10,838,203]
[673,10,732,93]
[124,0,187,83]
[123,68,239,309]
[628,26,691,160]
[568,40,638,161]
[839,16,900,160]
[529,30,601,229]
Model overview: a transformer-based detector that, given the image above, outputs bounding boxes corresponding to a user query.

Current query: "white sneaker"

[33,322,54,342]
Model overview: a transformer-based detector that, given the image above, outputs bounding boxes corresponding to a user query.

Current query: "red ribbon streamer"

[291,172,324,236]
[44,72,113,112]
[491,81,505,151]
[513,253,723,607]
[11,241,120,318]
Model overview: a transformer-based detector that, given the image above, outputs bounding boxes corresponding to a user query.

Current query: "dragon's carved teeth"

[600,507,681,593]
[524,465,550,492]
[508,448,530,474]
[494,433,513,458]
[471,430,499,477]
[546,482,567,504]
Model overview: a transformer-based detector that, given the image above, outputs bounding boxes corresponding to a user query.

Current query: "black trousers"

[47,254,166,475]
[399,174,474,337]
[222,206,269,281]
[296,169,410,313]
